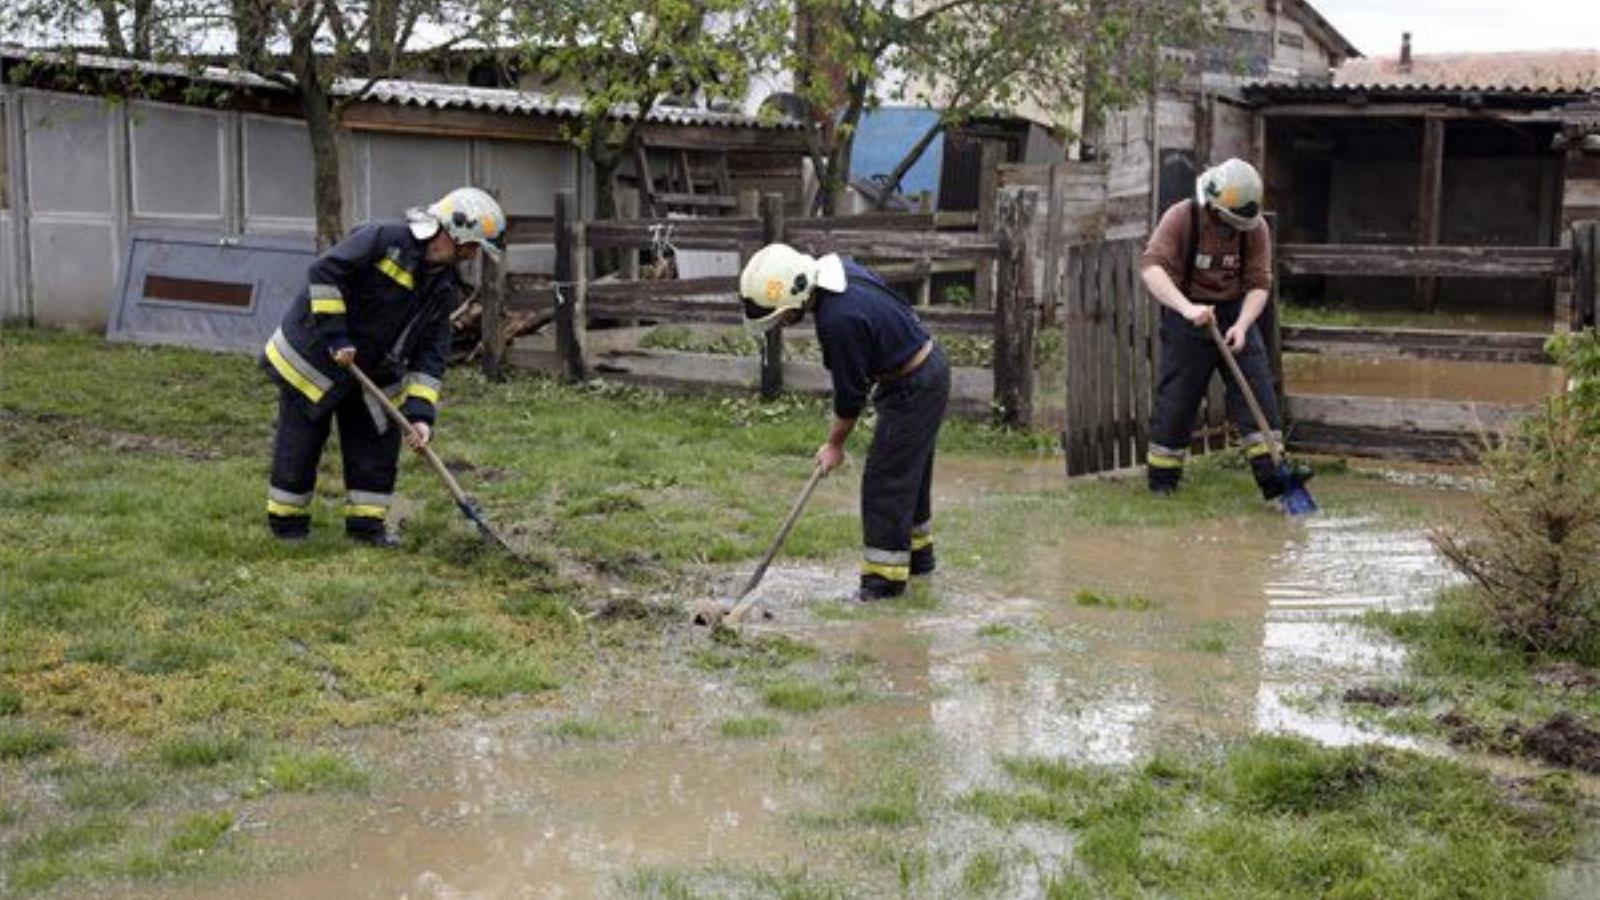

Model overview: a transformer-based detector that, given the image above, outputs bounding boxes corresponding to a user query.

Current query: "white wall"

[23,91,123,328]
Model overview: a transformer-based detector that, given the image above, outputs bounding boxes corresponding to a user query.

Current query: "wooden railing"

[481,187,1042,427]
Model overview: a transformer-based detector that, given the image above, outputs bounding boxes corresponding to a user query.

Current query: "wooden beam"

[586,276,739,302]
[1285,422,1483,462]
[1280,325,1553,364]
[1417,117,1445,310]
[340,102,568,142]
[1278,244,1571,278]
[634,122,809,152]
[584,218,763,251]
[553,190,585,381]
[1285,393,1536,434]
[784,228,1000,261]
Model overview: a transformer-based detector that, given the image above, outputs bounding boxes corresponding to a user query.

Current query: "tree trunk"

[368,0,399,75]
[94,0,129,56]
[292,47,344,247]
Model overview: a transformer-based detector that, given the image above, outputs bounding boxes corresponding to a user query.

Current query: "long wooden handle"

[1205,319,1283,467]
[724,463,828,624]
[347,363,472,506]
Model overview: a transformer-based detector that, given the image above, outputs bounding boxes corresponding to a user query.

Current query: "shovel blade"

[1277,465,1318,516]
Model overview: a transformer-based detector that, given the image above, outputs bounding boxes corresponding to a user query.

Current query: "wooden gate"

[1060,238,1240,477]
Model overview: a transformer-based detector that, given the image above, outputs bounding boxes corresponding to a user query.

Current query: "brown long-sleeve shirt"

[1140,199,1272,302]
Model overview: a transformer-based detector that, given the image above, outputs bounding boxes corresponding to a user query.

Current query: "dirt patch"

[1343,685,1405,708]
[1437,708,1488,748]
[0,408,220,460]
[1532,663,1600,694]
[441,456,508,482]
[1513,713,1600,774]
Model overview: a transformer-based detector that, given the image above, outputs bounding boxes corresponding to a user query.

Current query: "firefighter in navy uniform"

[738,244,951,601]
[262,187,507,546]
[1140,158,1309,499]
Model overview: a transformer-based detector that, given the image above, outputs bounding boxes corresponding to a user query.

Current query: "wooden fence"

[480,186,1044,426]
[1273,224,1598,460]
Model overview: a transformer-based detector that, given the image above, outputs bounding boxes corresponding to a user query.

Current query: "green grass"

[964,735,1581,899]
[156,732,254,770]
[1359,586,1600,754]
[0,722,67,760]
[718,716,782,739]
[439,656,561,698]
[62,767,160,812]
[1183,621,1236,655]
[165,810,234,854]
[0,684,22,716]
[761,678,860,714]
[1072,588,1158,611]
[257,748,369,794]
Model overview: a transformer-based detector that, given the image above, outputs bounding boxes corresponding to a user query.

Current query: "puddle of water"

[97,470,1502,900]
[1285,354,1567,403]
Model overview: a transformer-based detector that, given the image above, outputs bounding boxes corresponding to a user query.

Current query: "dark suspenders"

[1181,199,1247,299]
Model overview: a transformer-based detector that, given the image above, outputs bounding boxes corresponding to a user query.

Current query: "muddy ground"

[73,461,1600,899]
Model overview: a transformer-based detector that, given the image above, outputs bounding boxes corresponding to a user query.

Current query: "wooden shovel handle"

[1205,318,1283,468]
[347,363,473,507]
[723,462,828,625]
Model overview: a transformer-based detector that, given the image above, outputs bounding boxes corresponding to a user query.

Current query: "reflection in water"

[1286,354,1566,404]
[1256,515,1461,748]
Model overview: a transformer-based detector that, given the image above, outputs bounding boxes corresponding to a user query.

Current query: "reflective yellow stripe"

[405,383,440,405]
[861,562,910,582]
[343,505,387,519]
[310,298,347,315]
[1244,442,1273,458]
[911,534,933,551]
[267,500,310,517]
[377,257,414,290]
[1146,452,1184,470]
[265,340,325,403]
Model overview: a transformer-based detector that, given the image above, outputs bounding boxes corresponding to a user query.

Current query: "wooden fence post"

[1263,211,1284,400]
[553,189,586,381]
[993,186,1036,428]
[759,192,786,400]
[617,188,641,282]
[479,250,507,381]
[975,140,1003,308]
[1574,220,1599,332]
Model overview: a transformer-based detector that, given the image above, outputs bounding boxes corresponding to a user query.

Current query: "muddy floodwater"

[1285,354,1568,404]
[104,463,1562,899]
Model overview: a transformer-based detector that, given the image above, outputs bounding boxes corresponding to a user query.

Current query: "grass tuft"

[0,721,67,760]
[440,657,561,698]
[259,749,369,794]
[719,716,783,739]
[156,732,253,770]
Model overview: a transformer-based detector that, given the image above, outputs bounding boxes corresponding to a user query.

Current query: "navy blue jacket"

[812,258,931,419]
[262,222,462,424]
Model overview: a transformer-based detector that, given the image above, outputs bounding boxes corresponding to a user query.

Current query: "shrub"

[1432,392,1600,659]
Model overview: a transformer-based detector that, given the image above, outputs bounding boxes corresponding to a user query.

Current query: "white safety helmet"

[1195,158,1264,232]
[739,243,846,332]
[409,186,507,261]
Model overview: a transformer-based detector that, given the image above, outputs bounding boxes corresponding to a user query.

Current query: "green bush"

[1432,336,1600,659]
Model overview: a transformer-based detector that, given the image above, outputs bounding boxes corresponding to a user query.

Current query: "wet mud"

[95,464,1523,899]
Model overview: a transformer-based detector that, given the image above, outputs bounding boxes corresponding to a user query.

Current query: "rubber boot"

[269,514,310,541]
[910,545,936,577]
[854,573,906,602]
[1147,465,1182,495]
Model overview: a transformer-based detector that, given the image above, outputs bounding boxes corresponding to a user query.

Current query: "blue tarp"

[849,107,944,205]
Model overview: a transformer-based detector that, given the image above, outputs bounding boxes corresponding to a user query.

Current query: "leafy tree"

[506,0,790,221]
[792,0,1225,214]
[3,0,497,247]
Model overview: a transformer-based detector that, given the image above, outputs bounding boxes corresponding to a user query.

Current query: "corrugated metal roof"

[0,44,795,130]
[349,79,793,129]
